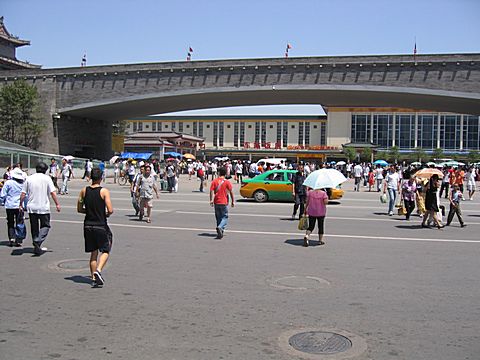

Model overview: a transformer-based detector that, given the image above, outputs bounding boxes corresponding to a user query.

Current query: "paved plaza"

[1,176,479,360]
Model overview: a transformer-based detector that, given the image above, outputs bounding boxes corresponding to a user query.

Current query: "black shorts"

[84,225,113,253]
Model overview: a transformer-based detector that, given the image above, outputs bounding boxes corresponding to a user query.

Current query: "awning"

[120,152,153,160]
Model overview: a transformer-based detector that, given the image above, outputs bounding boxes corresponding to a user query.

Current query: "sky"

[3,0,480,115]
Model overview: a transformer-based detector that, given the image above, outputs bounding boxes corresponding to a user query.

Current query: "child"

[446,185,466,227]
[368,169,375,192]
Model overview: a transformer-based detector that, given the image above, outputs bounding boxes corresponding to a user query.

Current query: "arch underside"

[58,85,480,120]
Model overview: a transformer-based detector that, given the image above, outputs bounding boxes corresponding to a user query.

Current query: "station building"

[123,108,480,160]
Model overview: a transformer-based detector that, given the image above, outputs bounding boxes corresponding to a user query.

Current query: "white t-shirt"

[353,164,363,177]
[22,173,56,214]
[385,172,400,189]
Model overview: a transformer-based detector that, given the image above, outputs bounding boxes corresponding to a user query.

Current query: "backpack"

[197,168,204,177]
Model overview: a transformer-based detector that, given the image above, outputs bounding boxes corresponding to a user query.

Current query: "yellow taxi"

[240,169,344,203]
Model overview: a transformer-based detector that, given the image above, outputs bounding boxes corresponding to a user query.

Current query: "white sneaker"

[388,211,393,216]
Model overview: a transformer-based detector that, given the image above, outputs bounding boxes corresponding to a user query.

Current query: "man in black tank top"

[77,167,113,287]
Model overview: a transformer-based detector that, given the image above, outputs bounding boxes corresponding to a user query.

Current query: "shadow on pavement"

[328,201,341,205]
[285,239,322,247]
[197,232,217,238]
[373,212,389,216]
[64,275,92,285]
[279,218,296,221]
[11,247,34,256]
[395,224,426,230]
[468,214,480,217]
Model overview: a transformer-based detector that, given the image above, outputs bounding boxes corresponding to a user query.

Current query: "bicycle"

[118,171,129,186]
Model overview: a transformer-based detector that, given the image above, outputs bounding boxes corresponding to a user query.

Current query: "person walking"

[466,166,476,201]
[166,161,176,193]
[383,165,401,216]
[291,164,307,219]
[77,167,114,288]
[136,165,159,223]
[209,167,234,239]
[60,158,72,195]
[0,168,26,247]
[421,174,444,229]
[446,184,466,227]
[48,158,60,192]
[130,165,144,216]
[19,162,61,255]
[235,160,243,184]
[439,167,451,199]
[197,161,206,192]
[303,187,329,247]
[401,175,417,220]
[353,163,363,192]
[375,165,384,192]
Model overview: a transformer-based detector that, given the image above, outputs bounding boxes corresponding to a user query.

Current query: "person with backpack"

[209,167,235,239]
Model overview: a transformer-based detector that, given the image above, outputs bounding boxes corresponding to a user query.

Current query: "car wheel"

[253,190,268,203]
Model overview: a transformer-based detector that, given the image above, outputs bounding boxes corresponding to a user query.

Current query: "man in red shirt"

[209,167,235,239]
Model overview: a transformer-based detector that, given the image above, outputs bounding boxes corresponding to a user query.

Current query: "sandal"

[146,218,151,223]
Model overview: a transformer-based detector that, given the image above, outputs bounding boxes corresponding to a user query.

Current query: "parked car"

[240,169,344,203]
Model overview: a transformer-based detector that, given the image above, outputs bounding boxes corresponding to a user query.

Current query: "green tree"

[112,119,128,134]
[467,150,480,164]
[388,146,400,163]
[432,148,444,162]
[411,147,427,162]
[361,147,372,162]
[376,150,388,161]
[0,80,45,149]
[343,147,356,162]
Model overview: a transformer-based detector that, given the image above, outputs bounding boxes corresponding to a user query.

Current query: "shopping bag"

[298,216,309,231]
[397,206,407,216]
[380,193,387,204]
[15,211,27,241]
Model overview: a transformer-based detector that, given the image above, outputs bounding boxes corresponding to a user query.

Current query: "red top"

[210,178,232,205]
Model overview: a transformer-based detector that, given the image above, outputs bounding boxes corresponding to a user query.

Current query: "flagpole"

[413,37,417,65]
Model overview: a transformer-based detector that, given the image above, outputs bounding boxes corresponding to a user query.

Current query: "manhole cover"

[270,276,330,290]
[289,331,352,355]
[48,259,90,272]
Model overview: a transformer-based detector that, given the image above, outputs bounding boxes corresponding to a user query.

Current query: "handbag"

[15,211,27,241]
[380,193,387,203]
[398,206,407,216]
[298,215,309,231]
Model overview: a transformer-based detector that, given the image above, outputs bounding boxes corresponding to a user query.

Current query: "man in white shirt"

[353,163,363,191]
[20,162,61,255]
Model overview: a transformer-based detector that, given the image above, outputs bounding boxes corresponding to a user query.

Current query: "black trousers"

[293,194,306,217]
[439,182,449,198]
[307,216,326,235]
[5,208,20,240]
[29,213,51,245]
[404,199,415,220]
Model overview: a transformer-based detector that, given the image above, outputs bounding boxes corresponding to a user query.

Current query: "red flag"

[189,47,194,52]
[287,43,292,49]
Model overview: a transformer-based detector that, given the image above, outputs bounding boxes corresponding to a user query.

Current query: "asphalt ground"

[1,176,479,360]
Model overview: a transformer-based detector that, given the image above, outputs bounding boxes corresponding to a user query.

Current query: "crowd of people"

[1,155,478,286]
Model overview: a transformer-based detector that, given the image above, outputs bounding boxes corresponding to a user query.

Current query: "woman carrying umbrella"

[303,187,329,247]
[421,174,444,229]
